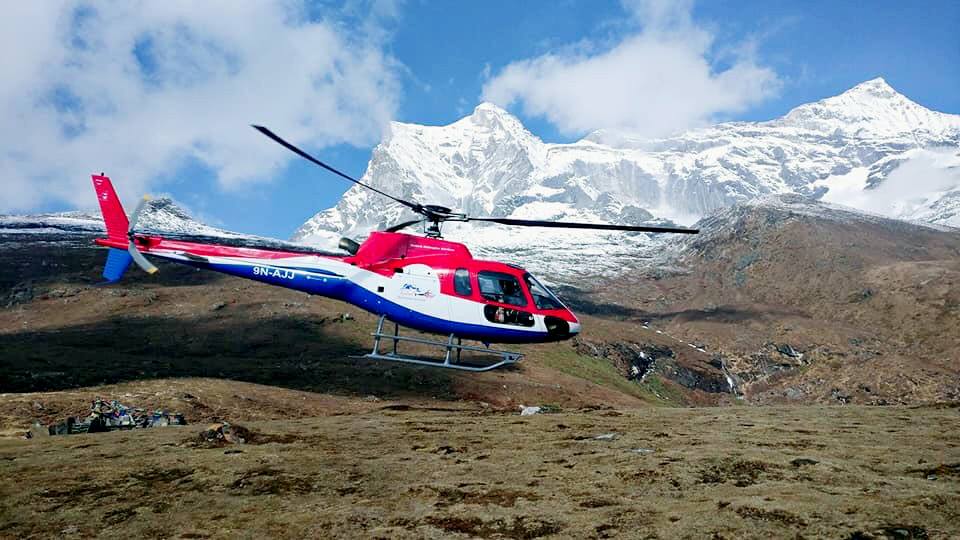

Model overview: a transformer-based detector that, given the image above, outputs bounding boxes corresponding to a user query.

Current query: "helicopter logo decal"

[399,283,435,299]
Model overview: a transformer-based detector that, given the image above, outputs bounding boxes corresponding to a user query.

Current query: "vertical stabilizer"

[91,174,129,241]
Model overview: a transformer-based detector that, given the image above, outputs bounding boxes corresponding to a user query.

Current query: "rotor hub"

[425,221,443,238]
[423,204,452,215]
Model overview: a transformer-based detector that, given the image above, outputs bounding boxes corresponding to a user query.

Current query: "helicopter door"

[392,264,447,319]
[477,271,535,327]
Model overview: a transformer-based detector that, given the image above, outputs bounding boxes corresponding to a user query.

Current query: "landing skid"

[358,315,522,372]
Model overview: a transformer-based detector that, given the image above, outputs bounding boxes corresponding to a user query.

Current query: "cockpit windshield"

[523,273,565,310]
[478,271,528,307]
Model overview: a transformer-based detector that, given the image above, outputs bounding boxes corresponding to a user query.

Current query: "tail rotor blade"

[129,195,151,232]
[127,241,158,274]
[127,195,158,273]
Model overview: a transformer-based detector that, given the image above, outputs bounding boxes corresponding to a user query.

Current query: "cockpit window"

[524,273,565,310]
[477,271,527,307]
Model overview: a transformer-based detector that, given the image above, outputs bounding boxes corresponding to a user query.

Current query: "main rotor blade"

[466,217,699,234]
[252,125,423,214]
[383,218,424,233]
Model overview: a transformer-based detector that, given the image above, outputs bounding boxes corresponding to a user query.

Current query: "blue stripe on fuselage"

[262,264,341,276]
[169,257,551,344]
[180,259,351,298]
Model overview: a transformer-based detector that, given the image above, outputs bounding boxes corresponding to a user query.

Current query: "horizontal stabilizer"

[102,248,133,283]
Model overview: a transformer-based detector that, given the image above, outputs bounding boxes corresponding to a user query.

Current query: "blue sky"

[4,1,958,239]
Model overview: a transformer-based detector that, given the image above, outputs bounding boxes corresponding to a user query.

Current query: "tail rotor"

[126,195,158,274]
[91,174,159,282]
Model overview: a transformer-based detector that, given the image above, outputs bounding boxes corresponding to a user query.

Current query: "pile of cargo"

[28,398,186,438]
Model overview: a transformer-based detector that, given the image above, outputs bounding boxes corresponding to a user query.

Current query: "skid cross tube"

[361,315,522,372]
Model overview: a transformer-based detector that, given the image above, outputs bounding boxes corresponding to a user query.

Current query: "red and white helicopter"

[92,126,698,371]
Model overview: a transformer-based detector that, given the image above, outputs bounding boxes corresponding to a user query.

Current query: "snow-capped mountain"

[294,78,959,280]
[0,211,106,238]
[135,198,259,240]
[0,199,237,239]
[1,198,312,252]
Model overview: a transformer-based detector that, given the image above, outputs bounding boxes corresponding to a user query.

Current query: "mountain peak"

[468,101,525,130]
[842,77,897,99]
[473,101,511,115]
[773,77,959,137]
[798,77,912,114]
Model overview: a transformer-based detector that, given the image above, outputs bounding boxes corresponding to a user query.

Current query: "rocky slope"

[575,195,960,405]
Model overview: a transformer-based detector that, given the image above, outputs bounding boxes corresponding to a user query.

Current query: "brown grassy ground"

[1,404,957,539]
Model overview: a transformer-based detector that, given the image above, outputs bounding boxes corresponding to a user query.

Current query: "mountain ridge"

[0,197,319,253]
[293,78,960,281]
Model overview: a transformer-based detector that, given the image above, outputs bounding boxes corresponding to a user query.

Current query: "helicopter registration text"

[253,266,295,280]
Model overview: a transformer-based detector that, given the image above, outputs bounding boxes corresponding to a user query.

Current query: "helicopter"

[91,126,699,372]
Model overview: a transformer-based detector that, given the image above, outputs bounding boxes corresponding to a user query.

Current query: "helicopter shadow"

[555,285,804,324]
[0,313,456,398]
[0,243,226,291]
[651,305,810,323]
[552,285,651,319]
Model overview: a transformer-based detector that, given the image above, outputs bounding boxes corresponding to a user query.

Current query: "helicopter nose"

[546,315,580,338]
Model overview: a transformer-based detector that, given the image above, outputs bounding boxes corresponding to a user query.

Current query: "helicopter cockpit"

[523,273,565,310]
[465,269,568,331]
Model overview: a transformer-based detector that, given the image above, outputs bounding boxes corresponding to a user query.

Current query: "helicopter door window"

[483,304,535,327]
[454,268,472,296]
[477,271,528,307]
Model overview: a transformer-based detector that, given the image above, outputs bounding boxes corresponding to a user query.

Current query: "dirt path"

[1,405,957,539]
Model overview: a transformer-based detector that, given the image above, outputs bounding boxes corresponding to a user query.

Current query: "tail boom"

[90,173,345,286]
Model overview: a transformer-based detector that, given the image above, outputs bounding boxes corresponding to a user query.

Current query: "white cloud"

[856,150,959,216]
[0,1,402,212]
[818,148,960,223]
[481,0,779,139]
